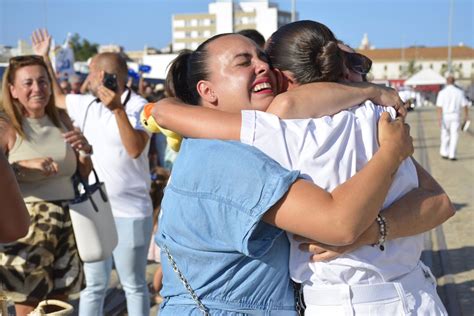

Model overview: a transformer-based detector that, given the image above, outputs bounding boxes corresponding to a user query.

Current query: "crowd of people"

[0,20,467,316]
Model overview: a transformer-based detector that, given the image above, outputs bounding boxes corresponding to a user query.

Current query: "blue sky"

[0,0,472,51]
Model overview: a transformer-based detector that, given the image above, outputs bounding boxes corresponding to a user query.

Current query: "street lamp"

[291,0,296,22]
[447,0,454,74]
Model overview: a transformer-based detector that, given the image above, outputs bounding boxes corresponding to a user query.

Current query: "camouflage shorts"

[0,201,84,303]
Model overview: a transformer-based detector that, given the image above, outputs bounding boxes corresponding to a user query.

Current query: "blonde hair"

[1,55,61,138]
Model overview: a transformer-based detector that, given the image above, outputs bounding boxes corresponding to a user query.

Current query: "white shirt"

[241,102,421,285]
[66,90,152,218]
[436,84,469,118]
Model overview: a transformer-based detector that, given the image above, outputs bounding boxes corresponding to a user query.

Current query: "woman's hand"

[293,219,380,261]
[63,128,93,155]
[378,112,413,163]
[370,85,407,118]
[31,29,52,57]
[17,157,59,177]
[294,235,358,261]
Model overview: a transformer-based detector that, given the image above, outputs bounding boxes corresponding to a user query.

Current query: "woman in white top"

[144,21,453,315]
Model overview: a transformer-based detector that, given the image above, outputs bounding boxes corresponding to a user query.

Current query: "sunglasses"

[9,55,44,65]
[342,51,372,75]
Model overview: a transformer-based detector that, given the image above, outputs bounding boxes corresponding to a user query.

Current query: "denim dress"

[156,139,300,315]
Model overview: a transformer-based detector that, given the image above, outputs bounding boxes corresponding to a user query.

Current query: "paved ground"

[408,107,474,316]
[76,107,473,316]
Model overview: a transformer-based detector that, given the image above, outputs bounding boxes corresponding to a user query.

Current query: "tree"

[401,59,422,78]
[440,62,462,78]
[69,33,99,61]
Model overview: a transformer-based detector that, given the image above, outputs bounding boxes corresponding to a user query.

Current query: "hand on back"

[378,112,413,163]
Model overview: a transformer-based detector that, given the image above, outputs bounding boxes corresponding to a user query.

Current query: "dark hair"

[237,29,266,48]
[165,33,231,105]
[266,20,345,84]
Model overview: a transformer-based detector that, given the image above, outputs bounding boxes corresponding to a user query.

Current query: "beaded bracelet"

[373,214,387,251]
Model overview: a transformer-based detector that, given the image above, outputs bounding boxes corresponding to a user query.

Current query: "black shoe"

[449,157,457,161]
[441,156,449,160]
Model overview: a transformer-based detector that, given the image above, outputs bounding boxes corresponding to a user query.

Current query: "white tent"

[404,69,447,86]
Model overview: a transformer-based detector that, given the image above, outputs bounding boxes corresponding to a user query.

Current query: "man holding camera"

[33,29,153,316]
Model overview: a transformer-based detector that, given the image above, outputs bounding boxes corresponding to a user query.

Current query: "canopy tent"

[404,69,447,86]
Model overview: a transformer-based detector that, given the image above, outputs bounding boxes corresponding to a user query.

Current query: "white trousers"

[440,113,461,159]
[303,262,447,316]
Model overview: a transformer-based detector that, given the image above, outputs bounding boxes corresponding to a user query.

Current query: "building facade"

[357,35,474,86]
[172,0,293,51]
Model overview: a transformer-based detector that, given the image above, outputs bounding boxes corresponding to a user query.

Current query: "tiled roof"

[357,46,474,61]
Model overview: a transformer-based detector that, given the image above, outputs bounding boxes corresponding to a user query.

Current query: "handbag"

[69,169,118,262]
[27,300,74,316]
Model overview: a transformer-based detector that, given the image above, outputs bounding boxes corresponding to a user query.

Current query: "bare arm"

[79,76,90,95]
[58,109,93,179]
[151,98,241,140]
[299,158,455,260]
[98,86,149,158]
[263,113,413,245]
[267,82,406,119]
[0,152,30,242]
[0,120,29,242]
[32,29,67,108]
[148,82,406,142]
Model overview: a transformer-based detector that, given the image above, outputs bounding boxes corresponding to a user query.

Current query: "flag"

[51,33,75,79]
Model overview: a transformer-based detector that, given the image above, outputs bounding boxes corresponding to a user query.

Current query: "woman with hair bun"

[145,21,451,315]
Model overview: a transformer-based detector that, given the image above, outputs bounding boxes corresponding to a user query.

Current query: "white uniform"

[436,84,469,159]
[241,102,447,315]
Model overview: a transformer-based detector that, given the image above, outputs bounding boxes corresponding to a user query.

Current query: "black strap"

[293,281,306,316]
[83,88,132,131]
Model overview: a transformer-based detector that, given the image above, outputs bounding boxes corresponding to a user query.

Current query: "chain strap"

[163,245,209,315]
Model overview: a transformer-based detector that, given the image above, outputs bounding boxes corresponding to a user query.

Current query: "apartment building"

[172,0,293,51]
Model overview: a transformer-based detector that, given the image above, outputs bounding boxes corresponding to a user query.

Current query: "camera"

[103,72,118,92]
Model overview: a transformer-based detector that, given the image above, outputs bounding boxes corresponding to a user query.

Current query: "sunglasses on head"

[9,55,44,65]
[342,51,372,75]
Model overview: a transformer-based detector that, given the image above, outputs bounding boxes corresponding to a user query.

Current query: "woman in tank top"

[0,55,92,316]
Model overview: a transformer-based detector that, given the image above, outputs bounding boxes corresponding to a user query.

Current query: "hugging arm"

[152,98,242,140]
[299,158,455,261]
[262,113,413,246]
[268,82,406,119]
[151,82,405,141]
[0,120,29,242]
